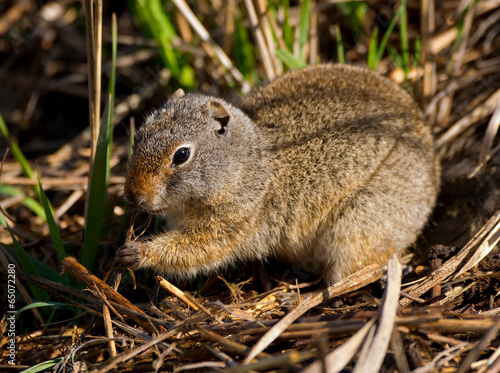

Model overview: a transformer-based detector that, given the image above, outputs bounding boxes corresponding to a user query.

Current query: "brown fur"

[116,64,440,285]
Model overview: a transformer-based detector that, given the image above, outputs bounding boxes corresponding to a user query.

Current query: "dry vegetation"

[1,0,500,372]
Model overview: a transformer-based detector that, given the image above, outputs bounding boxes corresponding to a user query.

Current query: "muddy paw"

[115,241,145,270]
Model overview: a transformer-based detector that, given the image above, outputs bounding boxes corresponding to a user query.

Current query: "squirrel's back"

[242,64,440,283]
[243,65,425,139]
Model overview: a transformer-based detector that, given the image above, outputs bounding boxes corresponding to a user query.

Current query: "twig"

[156,276,213,317]
[437,86,500,147]
[91,330,177,373]
[83,0,102,162]
[243,0,275,80]
[54,189,85,221]
[420,0,436,102]
[391,328,410,373]
[478,101,500,169]
[256,0,277,71]
[243,263,384,363]
[353,256,402,373]
[220,350,316,373]
[457,320,500,373]
[411,342,471,373]
[223,0,236,54]
[485,342,500,373]
[170,0,251,93]
[0,0,33,35]
[196,327,272,361]
[302,320,375,373]
[102,303,117,357]
[61,257,149,328]
[435,2,476,127]
[400,210,500,307]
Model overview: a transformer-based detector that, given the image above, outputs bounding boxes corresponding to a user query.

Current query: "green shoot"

[36,173,71,285]
[234,17,258,84]
[367,27,379,70]
[375,7,402,65]
[279,0,293,51]
[129,0,195,88]
[81,98,112,272]
[413,37,421,68]
[0,184,45,220]
[367,1,409,72]
[337,2,368,41]
[399,0,410,76]
[107,13,117,171]
[0,113,42,206]
[453,3,471,51]
[0,213,50,302]
[298,0,311,60]
[276,49,307,69]
[81,14,118,272]
[335,24,345,64]
[19,358,63,373]
[131,0,179,75]
[18,301,73,313]
[0,114,34,180]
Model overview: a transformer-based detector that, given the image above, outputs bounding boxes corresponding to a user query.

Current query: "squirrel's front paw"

[115,241,145,270]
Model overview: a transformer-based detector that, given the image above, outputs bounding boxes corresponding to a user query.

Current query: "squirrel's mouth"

[145,208,169,216]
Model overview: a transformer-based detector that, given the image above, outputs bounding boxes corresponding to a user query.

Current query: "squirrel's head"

[124,89,261,214]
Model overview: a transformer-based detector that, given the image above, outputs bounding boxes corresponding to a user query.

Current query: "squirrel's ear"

[172,89,185,98]
[202,101,231,136]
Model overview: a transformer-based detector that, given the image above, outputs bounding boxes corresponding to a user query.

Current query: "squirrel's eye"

[172,147,191,166]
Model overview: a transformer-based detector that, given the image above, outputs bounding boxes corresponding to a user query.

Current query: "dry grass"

[1,0,500,372]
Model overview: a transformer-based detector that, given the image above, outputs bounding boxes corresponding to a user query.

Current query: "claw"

[115,241,145,270]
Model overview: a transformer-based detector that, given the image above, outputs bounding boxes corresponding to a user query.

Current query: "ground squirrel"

[116,64,440,285]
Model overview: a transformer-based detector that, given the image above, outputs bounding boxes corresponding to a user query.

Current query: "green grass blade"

[106,14,117,181]
[234,18,258,83]
[18,301,72,313]
[36,174,71,285]
[0,113,34,180]
[276,49,307,69]
[146,0,180,74]
[81,99,112,272]
[0,184,45,219]
[453,3,470,51]
[129,0,195,88]
[413,37,421,68]
[334,24,345,64]
[80,15,117,272]
[399,0,410,77]
[367,27,379,70]
[30,256,66,284]
[20,358,63,373]
[337,2,368,41]
[298,0,311,60]
[129,0,178,74]
[0,210,7,227]
[388,44,404,70]
[0,113,43,205]
[375,5,403,66]
[280,0,293,51]
[37,181,64,260]
[0,213,50,301]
